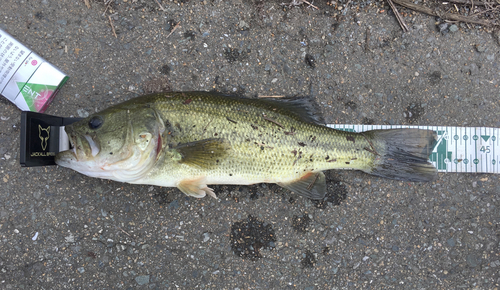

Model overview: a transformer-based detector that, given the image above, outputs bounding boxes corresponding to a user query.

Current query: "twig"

[83,0,91,8]
[391,0,496,26]
[470,6,499,17]
[387,0,410,32]
[443,0,495,5]
[302,0,319,9]
[108,15,118,38]
[344,0,352,9]
[282,0,319,10]
[365,27,371,52]
[102,0,113,16]
[165,22,181,39]
[154,0,167,11]
[117,227,134,237]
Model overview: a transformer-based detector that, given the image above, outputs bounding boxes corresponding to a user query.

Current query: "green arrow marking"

[481,135,490,142]
[429,130,452,171]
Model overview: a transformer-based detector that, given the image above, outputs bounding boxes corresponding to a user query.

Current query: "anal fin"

[277,172,326,200]
[177,176,217,199]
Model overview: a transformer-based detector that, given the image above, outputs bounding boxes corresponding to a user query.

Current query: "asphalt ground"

[0,0,499,289]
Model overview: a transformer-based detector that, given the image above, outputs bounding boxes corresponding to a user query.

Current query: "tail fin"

[364,129,438,182]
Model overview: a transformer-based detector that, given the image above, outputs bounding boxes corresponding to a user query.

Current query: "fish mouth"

[55,132,109,176]
[83,135,100,157]
[55,134,78,166]
[59,133,100,162]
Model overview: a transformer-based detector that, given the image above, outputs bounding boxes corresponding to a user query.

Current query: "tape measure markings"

[329,124,499,174]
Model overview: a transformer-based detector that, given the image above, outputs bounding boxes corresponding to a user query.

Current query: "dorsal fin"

[252,96,325,125]
[204,91,324,125]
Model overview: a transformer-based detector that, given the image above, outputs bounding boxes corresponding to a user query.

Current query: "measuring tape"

[330,125,499,174]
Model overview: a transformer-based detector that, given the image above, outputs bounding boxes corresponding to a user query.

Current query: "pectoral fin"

[177,176,217,199]
[173,138,230,169]
[277,172,326,200]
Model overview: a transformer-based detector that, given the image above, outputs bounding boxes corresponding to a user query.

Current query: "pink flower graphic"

[34,89,54,112]
[31,60,38,66]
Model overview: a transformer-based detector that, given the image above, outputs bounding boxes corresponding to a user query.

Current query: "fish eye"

[88,116,103,130]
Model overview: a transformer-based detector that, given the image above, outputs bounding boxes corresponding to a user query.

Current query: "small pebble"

[466,253,481,268]
[475,45,486,53]
[238,20,250,30]
[77,109,89,118]
[203,232,210,243]
[65,233,75,243]
[135,275,150,285]
[438,23,448,34]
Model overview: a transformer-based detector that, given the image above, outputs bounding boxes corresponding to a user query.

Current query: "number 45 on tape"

[331,125,499,174]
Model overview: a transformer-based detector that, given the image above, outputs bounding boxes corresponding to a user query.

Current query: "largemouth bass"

[55,92,437,200]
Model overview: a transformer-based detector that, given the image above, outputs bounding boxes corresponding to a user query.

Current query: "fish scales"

[144,92,374,185]
[56,92,438,200]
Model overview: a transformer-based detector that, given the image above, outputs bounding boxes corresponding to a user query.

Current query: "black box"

[20,111,81,167]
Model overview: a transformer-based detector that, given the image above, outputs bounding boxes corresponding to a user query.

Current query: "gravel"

[0,0,499,289]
